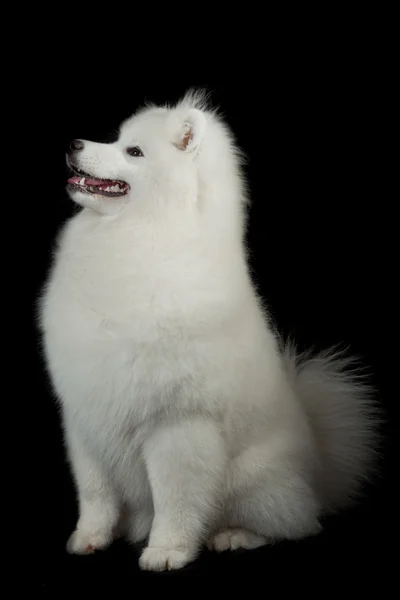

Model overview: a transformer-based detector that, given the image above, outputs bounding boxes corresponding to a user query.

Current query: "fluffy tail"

[282,342,380,513]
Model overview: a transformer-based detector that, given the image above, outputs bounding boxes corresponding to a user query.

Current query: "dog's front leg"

[139,417,226,571]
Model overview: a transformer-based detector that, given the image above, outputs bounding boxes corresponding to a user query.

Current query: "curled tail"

[282,342,381,513]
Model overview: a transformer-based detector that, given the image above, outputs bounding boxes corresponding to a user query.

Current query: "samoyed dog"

[38,90,378,571]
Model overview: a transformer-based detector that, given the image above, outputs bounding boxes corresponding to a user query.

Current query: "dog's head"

[66,93,211,216]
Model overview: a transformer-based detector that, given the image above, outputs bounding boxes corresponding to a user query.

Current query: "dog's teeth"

[115,185,121,192]
[79,178,85,185]
[106,187,111,192]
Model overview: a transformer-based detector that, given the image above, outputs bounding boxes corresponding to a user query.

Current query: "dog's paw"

[139,546,195,571]
[207,528,267,552]
[66,528,112,555]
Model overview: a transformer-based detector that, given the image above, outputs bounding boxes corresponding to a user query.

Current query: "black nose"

[69,139,84,152]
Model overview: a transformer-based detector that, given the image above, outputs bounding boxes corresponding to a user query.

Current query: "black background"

[29,47,396,588]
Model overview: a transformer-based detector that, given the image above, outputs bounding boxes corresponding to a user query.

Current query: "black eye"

[126,146,144,157]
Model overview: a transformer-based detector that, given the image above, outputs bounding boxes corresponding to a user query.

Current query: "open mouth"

[67,163,130,198]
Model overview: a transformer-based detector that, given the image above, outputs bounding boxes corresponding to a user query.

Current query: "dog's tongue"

[68,176,115,185]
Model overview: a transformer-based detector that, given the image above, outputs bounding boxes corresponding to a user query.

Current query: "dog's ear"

[174,109,206,155]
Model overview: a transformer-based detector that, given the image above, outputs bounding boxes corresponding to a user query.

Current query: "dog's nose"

[69,139,84,152]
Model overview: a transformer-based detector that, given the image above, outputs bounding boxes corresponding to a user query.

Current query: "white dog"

[38,90,379,571]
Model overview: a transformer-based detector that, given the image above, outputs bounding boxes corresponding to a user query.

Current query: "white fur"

[38,90,379,571]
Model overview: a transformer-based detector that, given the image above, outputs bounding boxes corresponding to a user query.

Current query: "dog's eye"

[126,146,144,158]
